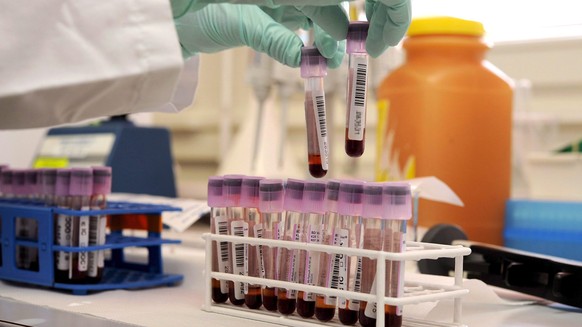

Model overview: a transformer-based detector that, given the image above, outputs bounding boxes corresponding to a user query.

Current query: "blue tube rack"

[0,199,183,295]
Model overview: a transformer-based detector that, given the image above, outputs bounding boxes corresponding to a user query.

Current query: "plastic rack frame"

[202,233,471,327]
[0,199,183,295]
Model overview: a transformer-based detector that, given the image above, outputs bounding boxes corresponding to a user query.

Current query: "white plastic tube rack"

[202,233,471,327]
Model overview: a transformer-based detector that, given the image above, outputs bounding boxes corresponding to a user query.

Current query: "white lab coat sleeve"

[0,0,187,129]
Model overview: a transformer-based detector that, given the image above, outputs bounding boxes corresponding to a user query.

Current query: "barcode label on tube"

[78,215,89,272]
[214,216,231,293]
[56,214,72,271]
[254,224,266,279]
[97,216,107,268]
[88,216,99,277]
[348,58,368,141]
[329,229,349,306]
[347,256,363,310]
[287,223,302,299]
[304,224,323,301]
[312,91,329,170]
[352,60,368,107]
[231,220,249,299]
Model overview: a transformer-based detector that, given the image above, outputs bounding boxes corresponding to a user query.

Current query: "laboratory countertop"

[0,222,580,327]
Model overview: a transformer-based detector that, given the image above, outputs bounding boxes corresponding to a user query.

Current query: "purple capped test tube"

[258,178,285,311]
[208,176,230,303]
[345,21,370,157]
[301,47,329,178]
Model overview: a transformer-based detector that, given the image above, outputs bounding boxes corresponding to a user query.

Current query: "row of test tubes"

[301,22,371,178]
[207,175,412,327]
[0,166,111,284]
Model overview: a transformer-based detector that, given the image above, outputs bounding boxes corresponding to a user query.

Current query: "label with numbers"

[312,90,329,170]
[231,220,249,299]
[329,229,349,306]
[214,216,231,293]
[304,224,323,301]
[78,213,90,272]
[348,56,368,141]
[56,213,72,271]
[254,223,266,279]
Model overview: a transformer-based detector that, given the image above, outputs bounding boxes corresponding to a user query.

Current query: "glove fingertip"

[327,55,342,69]
[366,40,386,58]
[286,51,301,68]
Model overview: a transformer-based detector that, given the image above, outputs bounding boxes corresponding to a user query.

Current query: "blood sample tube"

[301,46,329,178]
[223,174,246,306]
[68,168,93,283]
[87,166,111,283]
[297,180,326,318]
[24,169,41,201]
[208,176,230,304]
[379,183,411,327]
[54,169,72,283]
[359,182,411,327]
[241,176,265,309]
[14,170,37,270]
[0,165,7,198]
[277,179,305,315]
[358,182,386,327]
[1,168,13,199]
[314,179,341,322]
[336,181,365,325]
[41,169,58,206]
[345,21,370,157]
[258,179,285,311]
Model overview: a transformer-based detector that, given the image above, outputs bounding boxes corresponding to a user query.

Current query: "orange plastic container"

[377,17,513,245]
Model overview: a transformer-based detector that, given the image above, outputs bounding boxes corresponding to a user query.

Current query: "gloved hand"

[174,3,347,68]
[261,6,347,68]
[175,4,299,67]
[365,0,411,57]
[172,0,349,15]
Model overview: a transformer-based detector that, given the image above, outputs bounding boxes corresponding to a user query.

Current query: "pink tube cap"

[24,169,40,195]
[223,174,244,207]
[284,178,304,212]
[42,169,58,196]
[259,179,284,213]
[301,46,327,78]
[325,180,341,213]
[302,180,327,214]
[362,182,384,219]
[338,180,364,216]
[347,21,369,54]
[55,169,71,197]
[207,176,225,208]
[92,166,112,195]
[11,169,26,196]
[382,182,412,220]
[69,168,93,196]
[0,169,12,195]
[241,176,265,208]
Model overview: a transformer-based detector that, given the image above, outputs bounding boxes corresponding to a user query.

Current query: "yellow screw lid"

[407,17,485,37]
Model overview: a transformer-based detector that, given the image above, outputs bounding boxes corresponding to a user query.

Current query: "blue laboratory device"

[33,116,177,198]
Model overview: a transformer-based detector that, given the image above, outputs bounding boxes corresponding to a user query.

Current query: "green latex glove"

[175,4,303,66]
[175,3,347,68]
[261,5,348,68]
[172,0,350,16]
[365,0,411,57]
